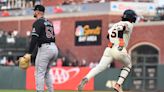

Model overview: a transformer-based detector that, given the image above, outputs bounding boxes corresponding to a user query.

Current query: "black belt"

[38,42,54,47]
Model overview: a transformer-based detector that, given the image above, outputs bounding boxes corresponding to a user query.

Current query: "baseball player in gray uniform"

[78,9,138,92]
[27,5,58,92]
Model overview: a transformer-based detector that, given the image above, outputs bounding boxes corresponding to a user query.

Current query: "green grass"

[0,90,113,92]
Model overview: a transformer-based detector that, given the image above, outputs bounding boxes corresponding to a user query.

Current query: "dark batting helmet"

[33,5,45,12]
[122,9,137,23]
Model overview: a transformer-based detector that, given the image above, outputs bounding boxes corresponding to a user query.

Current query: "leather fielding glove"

[19,53,31,70]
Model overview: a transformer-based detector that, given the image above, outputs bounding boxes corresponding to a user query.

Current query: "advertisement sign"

[26,67,94,90]
[110,1,156,16]
[75,20,102,46]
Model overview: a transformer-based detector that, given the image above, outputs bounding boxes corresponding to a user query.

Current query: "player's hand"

[118,46,123,51]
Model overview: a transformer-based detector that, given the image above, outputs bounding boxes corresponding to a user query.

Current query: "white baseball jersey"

[108,21,133,48]
[84,21,134,88]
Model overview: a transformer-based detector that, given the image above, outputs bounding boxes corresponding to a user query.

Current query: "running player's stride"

[78,9,138,92]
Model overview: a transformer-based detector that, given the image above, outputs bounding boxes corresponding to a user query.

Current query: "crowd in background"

[0,0,107,11]
[0,29,101,68]
[0,0,163,18]
[0,30,21,66]
[0,0,163,67]
[61,0,154,5]
[0,0,41,10]
[0,0,155,10]
[0,29,21,44]
[61,0,106,5]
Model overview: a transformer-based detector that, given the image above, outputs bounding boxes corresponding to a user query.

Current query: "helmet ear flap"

[132,16,137,23]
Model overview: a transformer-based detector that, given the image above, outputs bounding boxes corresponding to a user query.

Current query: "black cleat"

[77,78,88,92]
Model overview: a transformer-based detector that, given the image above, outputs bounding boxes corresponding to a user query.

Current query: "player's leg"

[45,44,58,92]
[35,46,56,92]
[78,47,114,91]
[114,54,132,92]
[35,48,48,92]
[45,57,57,92]
[45,60,54,92]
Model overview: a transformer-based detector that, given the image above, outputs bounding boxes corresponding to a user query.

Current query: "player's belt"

[39,42,55,47]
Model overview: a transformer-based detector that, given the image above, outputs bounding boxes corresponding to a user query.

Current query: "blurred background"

[0,0,164,92]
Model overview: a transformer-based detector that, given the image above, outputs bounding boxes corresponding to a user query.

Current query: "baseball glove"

[19,53,31,70]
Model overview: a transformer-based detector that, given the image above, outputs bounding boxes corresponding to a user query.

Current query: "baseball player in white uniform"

[78,9,138,92]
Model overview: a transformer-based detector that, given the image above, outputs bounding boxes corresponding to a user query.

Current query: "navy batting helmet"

[122,9,137,23]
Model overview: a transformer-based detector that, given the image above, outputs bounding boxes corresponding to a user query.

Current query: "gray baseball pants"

[35,43,58,92]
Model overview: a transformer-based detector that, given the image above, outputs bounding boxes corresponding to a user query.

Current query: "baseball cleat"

[114,83,121,92]
[78,78,88,92]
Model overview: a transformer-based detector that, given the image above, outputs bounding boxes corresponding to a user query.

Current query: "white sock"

[117,67,131,85]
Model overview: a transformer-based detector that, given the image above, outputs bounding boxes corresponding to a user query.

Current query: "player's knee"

[97,57,112,71]
[123,59,132,69]
[122,62,132,74]
[127,62,132,69]
[121,61,132,72]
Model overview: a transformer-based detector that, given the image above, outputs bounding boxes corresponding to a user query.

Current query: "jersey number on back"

[111,28,117,38]
[46,26,54,39]
[111,31,117,38]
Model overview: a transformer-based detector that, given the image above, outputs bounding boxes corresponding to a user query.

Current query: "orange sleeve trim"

[119,38,124,47]
[108,42,113,48]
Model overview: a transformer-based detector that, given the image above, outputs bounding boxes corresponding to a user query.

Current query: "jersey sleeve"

[28,36,38,54]
[124,22,133,32]
[31,20,44,37]
[28,20,44,54]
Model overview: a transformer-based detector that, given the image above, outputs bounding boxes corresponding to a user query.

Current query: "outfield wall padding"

[0,66,26,89]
